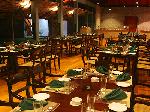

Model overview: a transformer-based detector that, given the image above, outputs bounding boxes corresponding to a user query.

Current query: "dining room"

[0,0,150,112]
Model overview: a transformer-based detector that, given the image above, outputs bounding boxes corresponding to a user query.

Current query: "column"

[95,5,101,29]
[58,0,63,37]
[31,0,39,41]
[75,0,78,33]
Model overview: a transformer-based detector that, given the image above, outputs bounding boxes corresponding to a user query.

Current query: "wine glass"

[109,64,114,80]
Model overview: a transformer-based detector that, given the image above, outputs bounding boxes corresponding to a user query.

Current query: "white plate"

[70,101,81,106]
[105,51,112,53]
[129,52,136,55]
[112,71,123,75]
[73,68,83,72]
[72,97,82,103]
[58,78,70,82]
[116,82,131,87]
[33,93,50,101]
[108,102,127,112]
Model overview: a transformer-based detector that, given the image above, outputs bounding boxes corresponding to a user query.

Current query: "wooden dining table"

[42,75,132,112]
[0,44,45,71]
[11,71,133,112]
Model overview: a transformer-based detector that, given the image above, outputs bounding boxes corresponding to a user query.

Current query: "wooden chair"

[18,47,45,94]
[112,54,130,72]
[95,52,112,69]
[65,38,81,55]
[5,70,31,108]
[81,47,97,68]
[0,56,7,74]
[48,39,61,71]
[43,44,63,79]
[130,48,150,111]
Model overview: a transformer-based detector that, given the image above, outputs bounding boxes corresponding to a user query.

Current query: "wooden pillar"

[11,12,15,41]
[31,0,39,41]
[95,5,101,29]
[75,0,79,33]
[58,0,63,37]
[86,12,88,27]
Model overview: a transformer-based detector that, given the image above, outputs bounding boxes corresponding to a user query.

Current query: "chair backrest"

[29,46,45,73]
[95,52,112,69]
[112,54,130,72]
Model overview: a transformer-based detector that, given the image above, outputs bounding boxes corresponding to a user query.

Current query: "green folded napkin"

[116,73,131,81]
[129,45,136,53]
[67,69,81,76]
[103,88,127,101]
[48,80,64,88]
[14,48,22,51]
[19,98,48,111]
[96,66,108,74]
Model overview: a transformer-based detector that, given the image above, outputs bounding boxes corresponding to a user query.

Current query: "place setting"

[93,70,130,112]
[11,93,60,112]
[115,72,132,88]
[66,68,84,79]
[43,77,78,94]
[96,87,129,112]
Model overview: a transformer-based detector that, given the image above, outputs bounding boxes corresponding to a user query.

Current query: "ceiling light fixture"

[109,8,112,11]
[49,6,58,11]
[137,5,139,7]
[136,1,139,4]
[19,0,31,8]
[68,9,74,15]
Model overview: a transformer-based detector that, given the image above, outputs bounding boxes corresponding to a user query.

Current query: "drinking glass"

[81,102,88,112]
[109,64,114,80]
[100,75,107,95]
[64,79,71,94]
[86,94,96,112]
[33,101,43,112]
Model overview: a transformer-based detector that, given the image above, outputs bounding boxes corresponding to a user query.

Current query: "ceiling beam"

[78,0,96,8]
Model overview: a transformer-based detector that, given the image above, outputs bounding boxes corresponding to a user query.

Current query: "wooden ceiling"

[0,0,150,19]
[0,0,88,19]
[88,0,150,7]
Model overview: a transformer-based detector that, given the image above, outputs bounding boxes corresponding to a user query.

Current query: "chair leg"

[54,59,56,71]
[58,57,60,69]
[7,81,13,105]
[26,75,31,98]
[31,71,37,94]
[42,63,46,83]
[49,60,52,74]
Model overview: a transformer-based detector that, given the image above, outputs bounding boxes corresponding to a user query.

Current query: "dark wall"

[0,12,24,44]
[0,13,13,43]
[13,13,24,39]
[67,17,75,35]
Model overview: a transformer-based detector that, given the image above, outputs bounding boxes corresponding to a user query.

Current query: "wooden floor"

[0,54,149,112]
